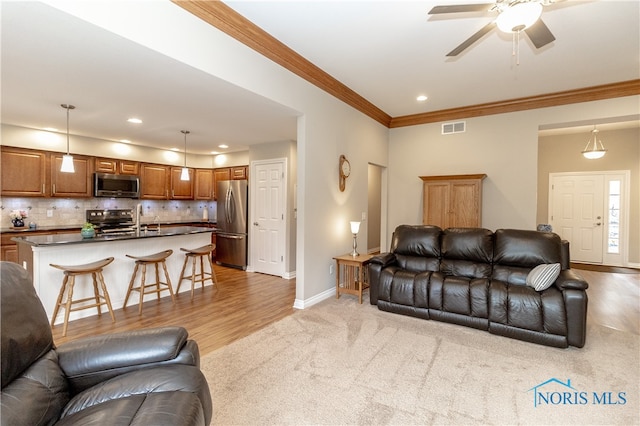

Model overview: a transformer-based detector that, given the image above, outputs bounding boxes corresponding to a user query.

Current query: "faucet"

[134,203,142,235]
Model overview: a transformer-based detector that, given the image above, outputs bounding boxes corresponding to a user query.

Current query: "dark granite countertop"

[1,220,216,234]
[12,226,214,247]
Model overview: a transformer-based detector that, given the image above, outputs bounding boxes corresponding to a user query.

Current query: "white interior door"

[550,173,604,263]
[251,160,285,276]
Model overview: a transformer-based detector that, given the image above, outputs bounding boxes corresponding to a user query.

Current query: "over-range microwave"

[94,173,140,198]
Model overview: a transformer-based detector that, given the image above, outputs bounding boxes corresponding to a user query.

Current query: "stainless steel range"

[86,209,135,235]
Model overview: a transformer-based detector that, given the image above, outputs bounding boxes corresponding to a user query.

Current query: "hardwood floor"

[52,265,296,356]
[51,264,639,356]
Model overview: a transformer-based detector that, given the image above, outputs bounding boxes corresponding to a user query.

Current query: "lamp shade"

[60,154,75,173]
[350,221,361,234]
[496,2,542,33]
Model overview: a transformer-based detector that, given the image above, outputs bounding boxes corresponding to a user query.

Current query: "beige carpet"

[201,297,639,425]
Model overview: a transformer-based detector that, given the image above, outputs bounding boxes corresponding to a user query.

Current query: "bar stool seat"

[50,257,115,337]
[177,244,218,300]
[124,249,175,314]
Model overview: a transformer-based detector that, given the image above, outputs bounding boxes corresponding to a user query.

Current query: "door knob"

[594,222,601,226]
[253,222,259,226]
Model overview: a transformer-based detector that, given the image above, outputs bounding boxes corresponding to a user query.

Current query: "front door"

[251,159,286,276]
[550,173,604,263]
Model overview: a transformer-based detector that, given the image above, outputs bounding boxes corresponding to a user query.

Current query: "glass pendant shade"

[496,2,543,33]
[60,154,75,173]
[60,104,75,173]
[180,167,190,181]
[180,130,190,181]
[582,128,607,159]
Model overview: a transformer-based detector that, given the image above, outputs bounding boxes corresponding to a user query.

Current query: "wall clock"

[339,154,351,192]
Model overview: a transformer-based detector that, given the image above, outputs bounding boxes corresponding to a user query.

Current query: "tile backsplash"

[1,197,217,228]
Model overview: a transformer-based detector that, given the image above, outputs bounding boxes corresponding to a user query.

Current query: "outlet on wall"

[329,264,334,275]
[46,209,53,217]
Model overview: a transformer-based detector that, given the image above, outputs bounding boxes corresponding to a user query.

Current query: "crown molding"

[389,80,640,128]
[173,1,639,130]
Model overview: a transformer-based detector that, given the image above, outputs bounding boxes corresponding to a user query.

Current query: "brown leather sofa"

[369,226,589,348]
[1,261,213,425]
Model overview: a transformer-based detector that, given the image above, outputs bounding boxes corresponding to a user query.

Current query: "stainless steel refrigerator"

[216,180,248,269]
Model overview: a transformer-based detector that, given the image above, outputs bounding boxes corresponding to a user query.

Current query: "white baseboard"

[293,286,335,310]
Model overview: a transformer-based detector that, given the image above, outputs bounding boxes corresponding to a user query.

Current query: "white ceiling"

[1,1,638,155]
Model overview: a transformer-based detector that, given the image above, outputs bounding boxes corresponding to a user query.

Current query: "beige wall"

[538,127,639,264]
[387,97,640,266]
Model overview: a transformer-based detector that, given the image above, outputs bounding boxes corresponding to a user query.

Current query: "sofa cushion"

[0,350,70,426]
[60,365,210,420]
[55,391,205,426]
[1,262,54,388]
[526,263,561,291]
[391,225,441,272]
[378,267,431,309]
[493,229,563,269]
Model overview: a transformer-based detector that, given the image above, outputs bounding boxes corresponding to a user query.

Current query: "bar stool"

[124,250,175,314]
[177,244,218,300]
[49,257,116,337]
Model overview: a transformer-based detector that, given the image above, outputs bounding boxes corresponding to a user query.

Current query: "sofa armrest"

[554,269,589,291]
[369,252,397,268]
[368,253,397,305]
[57,326,199,393]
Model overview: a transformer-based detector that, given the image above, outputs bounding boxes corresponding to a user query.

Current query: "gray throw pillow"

[526,263,561,291]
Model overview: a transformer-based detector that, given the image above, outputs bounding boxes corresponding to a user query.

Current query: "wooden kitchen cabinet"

[1,234,19,263]
[231,166,247,180]
[170,167,194,199]
[51,154,93,197]
[194,169,214,200]
[420,174,486,229]
[95,157,139,175]
[1,146,48,197]
[140,163,169,199]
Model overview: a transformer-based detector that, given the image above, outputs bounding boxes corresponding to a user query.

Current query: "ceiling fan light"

[496,2,543,33]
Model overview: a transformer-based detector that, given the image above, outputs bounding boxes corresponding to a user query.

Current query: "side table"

[333,253,376,304]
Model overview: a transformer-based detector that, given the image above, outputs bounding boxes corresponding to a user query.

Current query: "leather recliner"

[0,261,213,425]
[369,226,589,348]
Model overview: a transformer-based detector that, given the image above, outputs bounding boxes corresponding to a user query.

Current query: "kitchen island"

[13,226,214,324]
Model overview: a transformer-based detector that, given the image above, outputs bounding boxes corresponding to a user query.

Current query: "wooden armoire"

[420,174,486,229]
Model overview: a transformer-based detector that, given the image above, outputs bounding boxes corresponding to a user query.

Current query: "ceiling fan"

[429,0,556,57]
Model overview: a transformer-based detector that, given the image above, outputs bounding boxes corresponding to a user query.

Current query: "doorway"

[549,171,629,266]
[250,158,287,277]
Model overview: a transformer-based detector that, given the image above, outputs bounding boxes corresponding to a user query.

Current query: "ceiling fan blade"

[524,19,556,48]
[446,22,495,56]
[428,4,494,14]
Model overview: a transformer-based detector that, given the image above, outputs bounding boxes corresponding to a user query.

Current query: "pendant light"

[180,130,190,181]
[60,104,76,173]
[582,126,607,159]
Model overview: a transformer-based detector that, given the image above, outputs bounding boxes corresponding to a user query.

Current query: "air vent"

[442,121,466,135]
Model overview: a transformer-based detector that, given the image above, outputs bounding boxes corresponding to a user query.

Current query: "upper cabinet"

[95,158,139,175]
[1,147,48,197]
[420,174,486,229]
[1,147,93,198]
[140,163,169,199]
[2,146,247,201]
[170,167,194,199]
[194,169,214,200]
[51,154,93,197]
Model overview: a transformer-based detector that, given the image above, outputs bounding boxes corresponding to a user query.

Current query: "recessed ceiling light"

[127,118,142,124]
[120,139,131,143]
[43,127,58,132]
[218,144,229,149]
[416,95,428,102]
[210,151,220,155]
